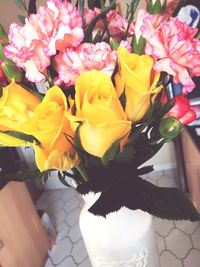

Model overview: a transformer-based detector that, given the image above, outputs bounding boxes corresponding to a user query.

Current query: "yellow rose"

[20,86,78,171]
[68,70,132,158]
[0,80,41,132]
[115,48,163,122]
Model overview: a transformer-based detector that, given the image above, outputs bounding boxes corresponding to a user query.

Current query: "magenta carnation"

[4,0,84,83]
[54,42,117,86]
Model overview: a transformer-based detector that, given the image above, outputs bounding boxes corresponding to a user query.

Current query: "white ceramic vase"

[79,192,159,267]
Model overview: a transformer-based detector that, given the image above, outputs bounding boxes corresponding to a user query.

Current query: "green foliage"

[12,0,27,12]
[110,38,120,50]
[101,132,130,167]
[125,0,140,38]
[0,43,7,61]
[92,30,103,43]
[2,131,40,144]
[132,36,146,55]
[17,15,26,24]
[0,168,52,190]
[0,25,8,44]
[2,62,24,82]
[83,0,117,42]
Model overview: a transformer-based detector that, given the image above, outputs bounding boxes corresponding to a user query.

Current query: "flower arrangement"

[0,0,200,221]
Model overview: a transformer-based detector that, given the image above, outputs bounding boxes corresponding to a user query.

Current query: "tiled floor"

[37,169,200,267]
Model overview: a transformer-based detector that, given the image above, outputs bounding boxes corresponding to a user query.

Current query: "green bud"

[159,117,183,140]
[0,24,8,45]
[2,62,23,83]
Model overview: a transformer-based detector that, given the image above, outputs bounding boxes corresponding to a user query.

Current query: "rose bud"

[159,117,183,140]
[162,92,197,125]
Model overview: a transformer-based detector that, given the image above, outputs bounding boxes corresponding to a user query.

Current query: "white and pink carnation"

[55,42,117,86]
[135,9,166,42]
[141,16,200,93]
[4,0,83,83]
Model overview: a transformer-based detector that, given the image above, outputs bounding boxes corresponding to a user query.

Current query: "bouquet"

[0,0,200,221]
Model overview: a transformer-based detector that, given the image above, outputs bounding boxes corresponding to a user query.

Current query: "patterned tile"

[58,256,77,267]
[154,218,174,237]
[71,239,89,264]
[159,251,182,267]
[38,169,200,267]
[50,237,73,265]
[165,229,192,259]
[191,226,200,249]
[183,249,200,267]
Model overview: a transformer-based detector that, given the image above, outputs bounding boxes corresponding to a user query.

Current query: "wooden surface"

[181,130,200,212]
[0,182,49,267]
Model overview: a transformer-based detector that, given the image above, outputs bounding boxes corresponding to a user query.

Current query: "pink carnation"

[142,16,200,93]
[83,8,134,40]
[135,9,166,42]
[55,42,117,86]
[4,0,83,83]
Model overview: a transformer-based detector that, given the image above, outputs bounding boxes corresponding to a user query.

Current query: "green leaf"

[0,25,8,45]
[0,43,7,61]
[110,38,120,50]
[17,15,26,24]
[74,123,84,152]
[147,0,162,14]
[93,30,103,43]
[2,62,24,82]
[0,169,44,190]
[101,132,129,167]
[132,36,146,55]
[156,98,176,120]
[12,0,27,11]
[115,143,136,163]
[3,131,40,144]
